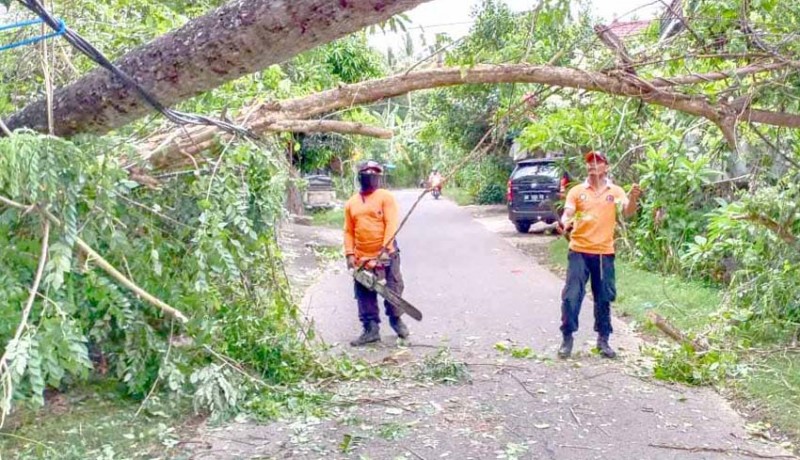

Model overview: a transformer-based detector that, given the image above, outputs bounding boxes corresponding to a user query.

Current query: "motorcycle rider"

[344,160,409,346]
[428,168,443,194]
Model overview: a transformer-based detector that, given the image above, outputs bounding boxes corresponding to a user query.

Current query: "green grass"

[311,208,344,229]
[444,187,475,206]
[0,384,193,459]
[548,238,720,331]
[742,354,800,440]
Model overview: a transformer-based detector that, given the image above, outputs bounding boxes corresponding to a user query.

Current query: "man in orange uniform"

[344,160,409,346]
[558,151,641,359]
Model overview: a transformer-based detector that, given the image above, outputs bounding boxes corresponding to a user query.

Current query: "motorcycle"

[431,184,442,199]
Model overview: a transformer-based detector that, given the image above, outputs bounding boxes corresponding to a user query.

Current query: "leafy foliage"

[414,348,471,385]
[0,132,318,421]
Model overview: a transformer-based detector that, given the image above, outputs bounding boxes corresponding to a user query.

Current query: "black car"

[506,158,569,233]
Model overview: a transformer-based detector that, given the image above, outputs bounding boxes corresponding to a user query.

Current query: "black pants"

[354,253,405,326]
[560,250,616,337]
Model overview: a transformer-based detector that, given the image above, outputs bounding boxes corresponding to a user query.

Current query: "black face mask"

[358,173,381,193]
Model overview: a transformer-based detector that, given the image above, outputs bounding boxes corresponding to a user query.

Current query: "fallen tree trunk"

[1,0,432,137]
[141,62,797,170]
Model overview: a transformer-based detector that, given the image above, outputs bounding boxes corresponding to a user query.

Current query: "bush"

[476,183,506,204]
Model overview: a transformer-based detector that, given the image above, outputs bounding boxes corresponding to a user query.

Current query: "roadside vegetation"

[1,0,800,454]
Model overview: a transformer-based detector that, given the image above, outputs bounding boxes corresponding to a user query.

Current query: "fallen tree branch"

[266,119,392,138]
[646,311,708,352]
[748,123,800,170]
[0,217,50,429]
[732,212,798,247]
[649,62,787,87]
[648,442,795,459]
[2,0,433,137]
[0,195,189,323]
[141,63,795,170]
[73,232,189,323]
[594,24,636,74]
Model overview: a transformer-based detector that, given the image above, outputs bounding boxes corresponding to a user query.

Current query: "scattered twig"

[569,406,583,427]
[559,444,601,451]
[206,433,260,447]
[648,443,795,459]
[582,370,615,381]
[597,425,612,437]
[503,370,538,399]
[405,447,427,460]
[466,362,530,371]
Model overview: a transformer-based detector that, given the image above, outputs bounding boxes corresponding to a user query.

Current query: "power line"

[9,0,259,141]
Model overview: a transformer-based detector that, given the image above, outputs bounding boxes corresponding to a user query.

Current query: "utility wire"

[14,0,259,141]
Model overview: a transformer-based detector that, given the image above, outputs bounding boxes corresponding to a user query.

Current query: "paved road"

[306,190,635,356]
[194,190,794,460]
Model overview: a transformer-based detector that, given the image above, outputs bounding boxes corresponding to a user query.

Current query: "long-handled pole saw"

[350,89,555,322]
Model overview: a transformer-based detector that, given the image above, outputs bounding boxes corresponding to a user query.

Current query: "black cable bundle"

[16,0,259,140]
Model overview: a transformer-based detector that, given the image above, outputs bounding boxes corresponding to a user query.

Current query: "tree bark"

[262,119,392,138]
[284,140,304,216]
[1,0,432,137]
[141,62,798,171]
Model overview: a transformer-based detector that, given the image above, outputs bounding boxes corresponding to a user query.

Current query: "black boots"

[597,335,617,359]
[557,334,617,359]
[389,316,409,339]
[351,318,410,347]
[350,321,380,346]
[557,334,574,359]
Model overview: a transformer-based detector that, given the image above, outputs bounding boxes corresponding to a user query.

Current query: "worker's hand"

[346,255,356,270]
[377,251,392,266]
[559,216,573,234]
[629,183,642,202]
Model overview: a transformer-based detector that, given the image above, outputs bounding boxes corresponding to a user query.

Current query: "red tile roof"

[603,20,652,39]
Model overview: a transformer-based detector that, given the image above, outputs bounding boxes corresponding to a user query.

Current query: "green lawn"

[444,187,475,206]
[743,354,800,440]
[311,208,344,229]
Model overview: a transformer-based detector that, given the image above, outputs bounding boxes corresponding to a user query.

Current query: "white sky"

[369,0,662,55]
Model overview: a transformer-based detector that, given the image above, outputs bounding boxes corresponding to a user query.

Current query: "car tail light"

[506,179,513,203]
[559,175,568,199]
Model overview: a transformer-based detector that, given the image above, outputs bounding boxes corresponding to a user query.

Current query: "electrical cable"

[14,0,259,140]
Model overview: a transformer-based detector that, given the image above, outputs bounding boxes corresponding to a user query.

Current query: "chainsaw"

[350,259,423,321]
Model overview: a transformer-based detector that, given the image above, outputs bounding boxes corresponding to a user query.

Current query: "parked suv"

[506,158,569,233]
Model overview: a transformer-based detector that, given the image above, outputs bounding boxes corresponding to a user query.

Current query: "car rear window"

[512,162,559,181]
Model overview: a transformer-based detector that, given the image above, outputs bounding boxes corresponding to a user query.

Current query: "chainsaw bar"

[351,269,423,321]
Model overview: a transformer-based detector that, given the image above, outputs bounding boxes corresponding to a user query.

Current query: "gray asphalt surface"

[192,190,795,460]
[307,190,635,356]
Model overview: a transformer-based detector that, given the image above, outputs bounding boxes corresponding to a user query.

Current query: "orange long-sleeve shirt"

[344,189,400,263]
